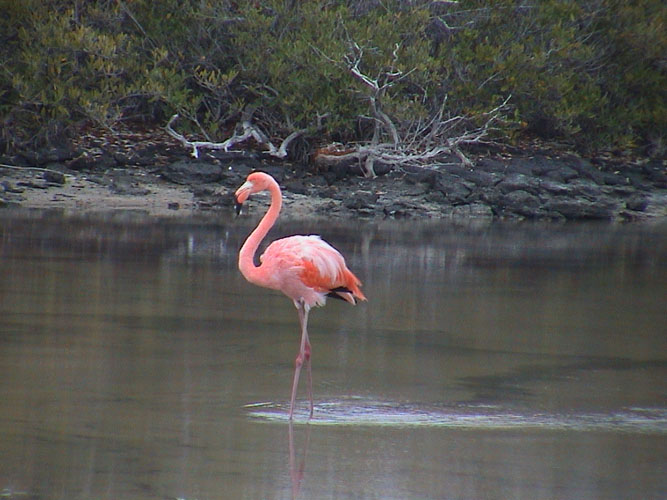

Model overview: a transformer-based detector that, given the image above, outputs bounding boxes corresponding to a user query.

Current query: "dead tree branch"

[344,43,408,176]
[334,41,511,176]
[165,113,306,159]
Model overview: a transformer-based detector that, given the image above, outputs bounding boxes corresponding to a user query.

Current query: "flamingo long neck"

[238,179,282,285]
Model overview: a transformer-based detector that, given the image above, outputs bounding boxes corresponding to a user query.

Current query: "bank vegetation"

[1,0,664,168]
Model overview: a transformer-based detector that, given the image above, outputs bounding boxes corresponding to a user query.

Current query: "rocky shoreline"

[1,130,665,221]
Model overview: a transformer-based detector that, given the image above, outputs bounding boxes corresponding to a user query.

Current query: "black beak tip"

[235,201,243,216]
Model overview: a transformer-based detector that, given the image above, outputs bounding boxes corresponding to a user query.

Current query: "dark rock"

[309,175,329,188]
[343,160,392,178]
[405,169,438,186]
[329,161,352,182]
[113,149,160,167]
[325,186,346,201]
[500,190,542,217]
[1,155,28,167]
[161,160,223,184]
[462,188,485,204]
[428,171,468,197]
[567,157,606,184]
[475,158,506,174]
[341,159,368,177]
[254,164,285,183]
[543,198,617,220]
[443,183,472,205]
[1,180,25,193]
[539,180,572,196]
[43,170,66,185]
[626,172,654,191]
[544,166,579,183]
[284,179,308,195]
[86,174,112,187]
[625,194,649,212]
[216,163,254,189]
[317,200,339,214]
[19,146,78,166]
[600,172,628,186]
[372,161,392,176]
[610,186,636,198]
[443,164,473,177]
[111,177,151,196]
[322,170,342,185]
[0,195,23,207]
[168,202,180,210]
[345,192,377,210]
[451,203,494,218]
[67,155,95,171]
[460,169,499,188]
[566,179,603,199]
[530,159,560,177]
[496,173,539,195]
[502,159,536,177]
[401,184,429,196]
[216,192,237,209]
[382,203,410,218]
[17,180,48,189]
[68,152,117,171]
[192,186,217,198]
[425,190,447,203]
[643,161,667,188]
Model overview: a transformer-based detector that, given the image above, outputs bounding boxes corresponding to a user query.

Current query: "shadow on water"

[0,210,666,500]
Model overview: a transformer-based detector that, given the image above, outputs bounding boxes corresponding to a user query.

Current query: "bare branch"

[315,94,511,173]
[165,113,308,159]
[165,114,235,158]
[275,129,307,159]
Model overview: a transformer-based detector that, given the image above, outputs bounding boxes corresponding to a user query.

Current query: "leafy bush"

[1,0,664,156]
[223,1,437,141]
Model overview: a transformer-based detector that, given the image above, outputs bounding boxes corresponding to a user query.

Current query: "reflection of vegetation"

[1,0,664,157]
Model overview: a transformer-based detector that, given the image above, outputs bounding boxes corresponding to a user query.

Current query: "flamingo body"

[234,172,366,420]
[259,234,363,308]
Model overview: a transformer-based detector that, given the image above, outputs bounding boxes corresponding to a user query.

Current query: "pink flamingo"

[235,172,367,420]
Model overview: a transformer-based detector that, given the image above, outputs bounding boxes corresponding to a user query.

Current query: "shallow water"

[0,211,665,500]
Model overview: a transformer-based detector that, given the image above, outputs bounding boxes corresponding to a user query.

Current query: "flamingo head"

[234,171,275,215]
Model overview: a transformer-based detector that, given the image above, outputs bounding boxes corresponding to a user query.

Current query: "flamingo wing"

[260,235,365,307]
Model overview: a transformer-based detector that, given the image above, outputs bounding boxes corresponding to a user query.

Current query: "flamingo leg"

[290,302,313,420]
[305,330,313,418]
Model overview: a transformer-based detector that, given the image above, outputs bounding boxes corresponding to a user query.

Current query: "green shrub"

[1,0,664,156]
[222,1,437,141]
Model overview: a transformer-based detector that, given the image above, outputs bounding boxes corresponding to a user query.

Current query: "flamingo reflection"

[288,421,311,499]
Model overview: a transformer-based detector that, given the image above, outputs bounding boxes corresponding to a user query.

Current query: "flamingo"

[234,171,366,420]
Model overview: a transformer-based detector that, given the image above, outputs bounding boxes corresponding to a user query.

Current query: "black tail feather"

[327,286,353,302]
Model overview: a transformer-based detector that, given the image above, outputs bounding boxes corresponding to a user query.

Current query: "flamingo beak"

[234,180,253,216]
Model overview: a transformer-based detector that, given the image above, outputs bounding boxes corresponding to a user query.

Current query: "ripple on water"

[245,399,667,434]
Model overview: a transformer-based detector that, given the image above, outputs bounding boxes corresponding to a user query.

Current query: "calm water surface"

[0,210,665,500]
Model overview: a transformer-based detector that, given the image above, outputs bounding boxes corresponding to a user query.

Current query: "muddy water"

[0,211,665,500]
